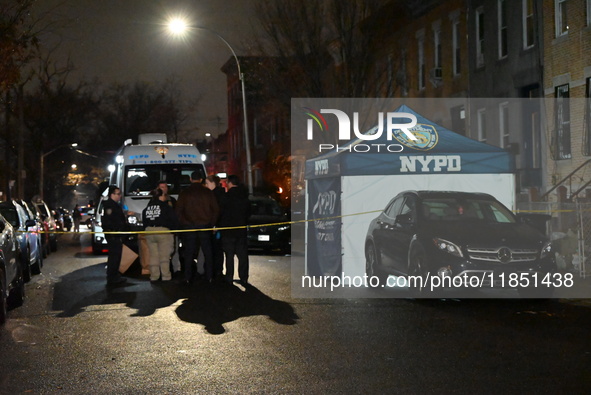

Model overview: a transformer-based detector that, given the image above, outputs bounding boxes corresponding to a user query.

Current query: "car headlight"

[433,238,463,257]
[540,241,552,259]
[277,226,289,231]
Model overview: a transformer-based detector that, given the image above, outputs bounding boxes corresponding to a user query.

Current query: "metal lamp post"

[167,20,254,195]
[39,143,77,199]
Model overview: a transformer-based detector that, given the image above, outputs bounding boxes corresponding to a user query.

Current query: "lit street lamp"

[166,18,254,195]
[39,143,77,199]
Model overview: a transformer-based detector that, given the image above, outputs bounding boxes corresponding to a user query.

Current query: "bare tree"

[0,0,39,92]
[252,0,390,101]
[97,80,192,150]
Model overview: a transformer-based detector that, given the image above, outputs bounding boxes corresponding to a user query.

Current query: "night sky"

[33,0,258,139]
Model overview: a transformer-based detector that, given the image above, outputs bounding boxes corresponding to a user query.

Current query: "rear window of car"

[250,199,283,216]
[0,207,18,227]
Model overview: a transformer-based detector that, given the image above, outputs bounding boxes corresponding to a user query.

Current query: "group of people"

[101,173,251,286]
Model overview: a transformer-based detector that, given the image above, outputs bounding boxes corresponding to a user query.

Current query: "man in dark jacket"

[218,175,251,286]
[102,185,128,285]
[176,171,219,284]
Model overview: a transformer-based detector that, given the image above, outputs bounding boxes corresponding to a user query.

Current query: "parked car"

[31,199,58,252]
[17,200,50,258]
[91,197,108,255]
[52,209,64,232]
[0,211,25,325]
[57,207,73,231]
[247,196,291,254]
[0,201,43,282]
[78,205,95,229]
[365,190,556,297]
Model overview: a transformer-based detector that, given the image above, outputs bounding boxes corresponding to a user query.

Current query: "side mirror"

[395,213,414,225]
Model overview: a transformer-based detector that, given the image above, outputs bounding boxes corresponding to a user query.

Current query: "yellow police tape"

[17,207,572,236]
[16,209,385,235]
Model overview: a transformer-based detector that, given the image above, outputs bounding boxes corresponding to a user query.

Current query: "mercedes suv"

[365,191,556,297]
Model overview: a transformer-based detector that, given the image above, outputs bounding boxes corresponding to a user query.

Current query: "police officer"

[102,185,128,285]
[142,188,178,282]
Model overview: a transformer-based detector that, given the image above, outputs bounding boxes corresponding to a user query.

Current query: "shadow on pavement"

[51,260,299,334]
[175,283,299,334]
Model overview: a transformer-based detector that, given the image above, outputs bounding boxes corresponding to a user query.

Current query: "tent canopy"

[305,105,514,179]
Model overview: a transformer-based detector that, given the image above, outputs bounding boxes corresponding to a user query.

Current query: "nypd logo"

[391,123,438,151]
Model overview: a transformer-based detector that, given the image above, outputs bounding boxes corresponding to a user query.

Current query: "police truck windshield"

[125,164,205,196]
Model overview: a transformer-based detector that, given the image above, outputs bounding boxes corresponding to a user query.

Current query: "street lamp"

[166,18,254,195]
[39,143,77,199]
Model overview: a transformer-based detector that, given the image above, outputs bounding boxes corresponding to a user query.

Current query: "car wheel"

[50,236,58,252]
[43,237,50,258]
[8,263,25,309]
[31,244,42,275]
[366,243,386,282]
[21,247,31,283]
[0,269,7,325]
[408,247,434,297]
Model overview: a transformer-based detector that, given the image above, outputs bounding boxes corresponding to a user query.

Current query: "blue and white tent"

[305,105,515,277]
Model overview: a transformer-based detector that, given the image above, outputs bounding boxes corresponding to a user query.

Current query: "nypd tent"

[304,105,515,277]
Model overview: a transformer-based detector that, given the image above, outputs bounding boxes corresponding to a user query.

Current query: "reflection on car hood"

[425,221,546,248]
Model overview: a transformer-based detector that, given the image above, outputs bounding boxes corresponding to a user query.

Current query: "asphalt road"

[1,233,591,394]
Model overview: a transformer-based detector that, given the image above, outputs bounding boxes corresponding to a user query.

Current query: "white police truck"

[92,133,206,254]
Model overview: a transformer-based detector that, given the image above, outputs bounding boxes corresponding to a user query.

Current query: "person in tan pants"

[142,188,178,282]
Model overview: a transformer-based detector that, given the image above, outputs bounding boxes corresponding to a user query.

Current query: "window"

[417,31,425,90]
[433,22,442,69]
[476,7,485,67]
[584,78,591,155]
[385,198,403,218]
[587,0,591,26]
[498,0,508,58]
[452,18,461,75]
[400,50,408,96]
[125,164,205,195]
[478,108,487,143]
[523,0,535,48]
[499,102,510,148]
[555,0,568,37]
[555,84,571,159]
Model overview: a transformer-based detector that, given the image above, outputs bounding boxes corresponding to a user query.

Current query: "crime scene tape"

[16,209,384,235]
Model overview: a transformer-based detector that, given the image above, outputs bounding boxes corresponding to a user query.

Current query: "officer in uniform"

[102,185,129,285]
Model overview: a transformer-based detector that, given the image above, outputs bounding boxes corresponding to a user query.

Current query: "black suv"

[365,191,556,297]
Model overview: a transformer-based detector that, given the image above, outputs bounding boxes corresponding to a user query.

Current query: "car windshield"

[421,198,516,223]
[250,199,283,216]
[124,164,206,196]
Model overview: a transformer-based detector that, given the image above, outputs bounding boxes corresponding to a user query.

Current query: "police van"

[92,133,206,253]
[110,133,206,227]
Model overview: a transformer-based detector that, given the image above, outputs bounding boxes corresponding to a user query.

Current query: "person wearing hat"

[102,185,129,285]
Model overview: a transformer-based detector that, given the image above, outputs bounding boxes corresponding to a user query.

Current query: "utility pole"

[17,85,25,199]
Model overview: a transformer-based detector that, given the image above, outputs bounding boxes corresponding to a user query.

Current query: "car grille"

[466,246,538,263]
